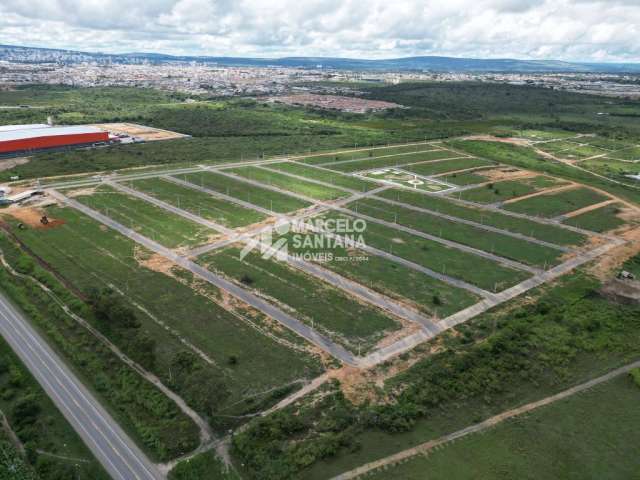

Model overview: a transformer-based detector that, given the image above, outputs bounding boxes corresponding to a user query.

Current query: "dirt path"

[0,410,25,455]
[561,199,618,219]
[501,182,578,205]
[332,359,640,479]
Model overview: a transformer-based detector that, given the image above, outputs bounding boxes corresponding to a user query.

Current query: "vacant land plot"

[325,150,458,173]
[607,146,640,162]
[198,246,399,353]
[505,187,610,218]
[267,162,377,192]
[298,145,440,165]
[319,211,531,291]
[404,157,496,177]
[376,189,586,246]
[438,170,489,185]
[537,140,584,153]
[128,177,266,228]
[9,206,321,429]
[278,232,480,317]
[347,198,563,268]
[73,184,214,248]
[562,203,626,232]
[224,166,349,201]
[540,142,609,159]
[458,176,565,203]
[368,374,640,480]
[578,137,635,151]
[177,171,310,213]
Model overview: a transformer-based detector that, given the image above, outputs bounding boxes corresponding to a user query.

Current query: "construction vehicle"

[40,216,49,225]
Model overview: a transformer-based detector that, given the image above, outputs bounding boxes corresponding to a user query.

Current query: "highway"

[0,291,162,480]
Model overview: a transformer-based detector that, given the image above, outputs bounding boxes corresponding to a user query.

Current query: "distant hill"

[1,44,639,73]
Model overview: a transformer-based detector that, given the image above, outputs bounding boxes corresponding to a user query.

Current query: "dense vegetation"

[368,374,640,480]
[4,80,638,181]
[0,328,108,479]
[232,272,640,479]
[0,234,202,461]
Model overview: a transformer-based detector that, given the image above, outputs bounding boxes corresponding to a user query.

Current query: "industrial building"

[0,124,110,155]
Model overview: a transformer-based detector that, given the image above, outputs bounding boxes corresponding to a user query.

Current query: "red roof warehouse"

[0,124,109,154]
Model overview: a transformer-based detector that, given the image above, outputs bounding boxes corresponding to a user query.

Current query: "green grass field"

[198,247,399,353]
[367,374,640,480]
[376,189,587,246]
[74,184,214,248]
[562,203,626,232]
[267,162,377,192]
[298,145,440,166]
[437,170,489,185]
[607,146,640,161]
[504,187,610,218]
[318,211,531,291]
[458,176,564,203]
[347,198,564,268]
[324,150,457,173]
[128,177,267,228]
[278,232,480,317]
[8,207,322,432]
[404,157,496,176]
[178,171,311,213]
[226,166,349,200]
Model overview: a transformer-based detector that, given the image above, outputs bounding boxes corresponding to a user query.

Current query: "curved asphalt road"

[0,291,162,480]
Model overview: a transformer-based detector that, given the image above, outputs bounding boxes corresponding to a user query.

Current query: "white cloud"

[0,0,639,61]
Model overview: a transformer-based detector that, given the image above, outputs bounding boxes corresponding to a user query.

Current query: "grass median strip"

[318,211,532,292]
[346,198,564,268]
[177,171,311,213]
[325,150,458,173]
[267,162,378,192]
[225,166,349,200]
[198,246,400,353]
[404,157,496,177]
[278,231,480,317]
[128,177,267,228]
[74,184,214,248]
[377,189,586,246]
[298,145,440,165]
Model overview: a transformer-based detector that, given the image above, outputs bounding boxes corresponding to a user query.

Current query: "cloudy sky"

[1,0,639,61]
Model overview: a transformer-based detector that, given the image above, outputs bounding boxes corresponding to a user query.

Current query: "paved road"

[333,357,640,479]
[0,291,162,480]
[48,189,358,367]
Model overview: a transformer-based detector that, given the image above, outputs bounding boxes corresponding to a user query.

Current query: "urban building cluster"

[1,56,639,99]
